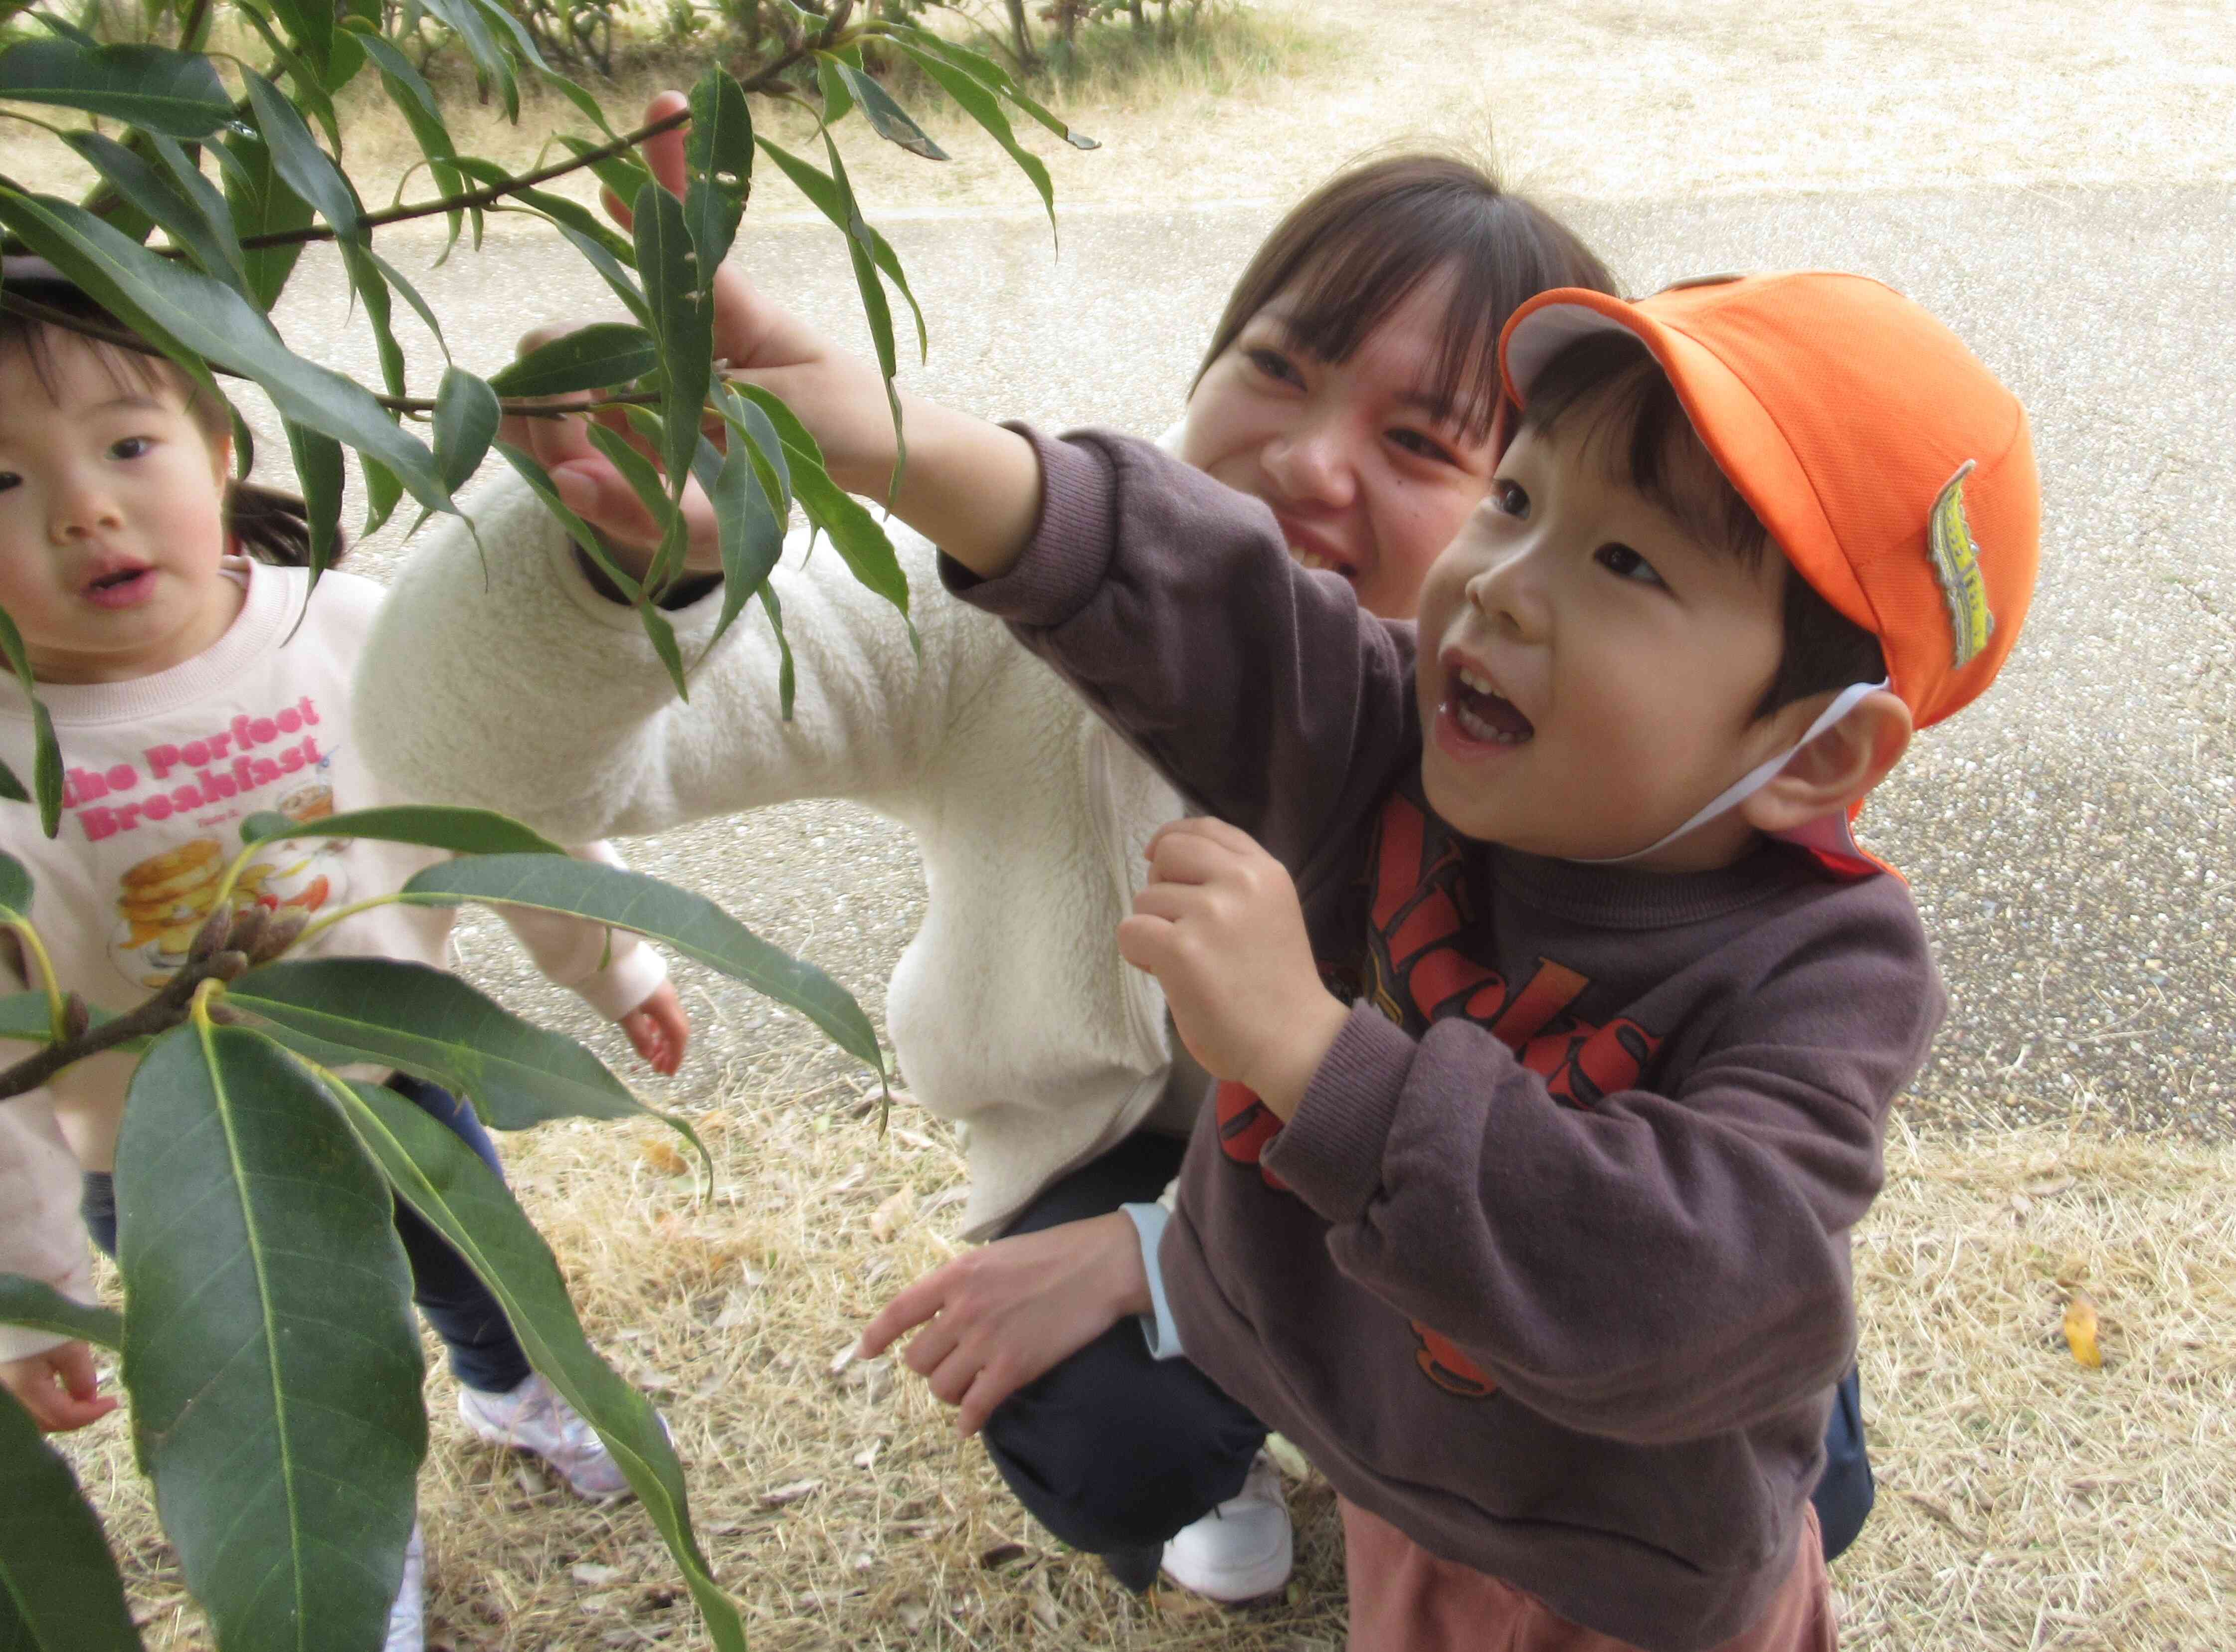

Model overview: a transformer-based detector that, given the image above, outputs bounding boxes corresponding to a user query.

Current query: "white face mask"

[1578,680,1889,867]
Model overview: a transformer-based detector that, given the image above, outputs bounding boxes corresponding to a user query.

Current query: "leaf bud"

[187,909,232,963]
[208,949,251,982]
[226,905,270,960]
[61,991,89,1042]
[252,913,308,963]
[205,1002,243,1026]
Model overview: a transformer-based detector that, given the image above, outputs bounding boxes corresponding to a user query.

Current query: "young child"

[0,265,691,1652]
[722,266,2036,1648]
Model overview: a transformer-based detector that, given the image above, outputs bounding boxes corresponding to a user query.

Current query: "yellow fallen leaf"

[2063,1289,2103,1368]
[638,1137,690,1177]
[869,1188,913,1244]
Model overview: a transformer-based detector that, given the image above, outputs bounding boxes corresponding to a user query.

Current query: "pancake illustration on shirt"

[107,783,347,988]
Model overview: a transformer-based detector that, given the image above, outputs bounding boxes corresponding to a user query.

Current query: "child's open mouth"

[84,565,155,608]
[1448,665,1534,745]
[1290,545,1356,584]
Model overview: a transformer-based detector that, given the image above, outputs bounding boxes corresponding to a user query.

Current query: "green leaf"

[632,180,711,496]
[365,243,450,362]
[703,390,782,649]
[687,67,753,196]
[359,451,404,539]
[0,39,231,137]
[487,322,656,398]
[889,38,1053,239]
[434,366,499,493]
[356,32,465,252]
[282,421,345,591]
[0,1384,143,1652]
[338,237,405,397]
[758,580,797,720]
[61,128,249,291]
[887,23,1099,149]
[116,1025,423,1652]
[230,5,343,154]
[554,134,650,207]
[814,53,855,127]
[0,989,138,1053]
[494,440,643,605]
[239,802,565,857]
[0,608,61,837]
[226,958,704,1152]
[401,855,884,1073]
[451,155,634,260]
[0,192,455,514]
[219,130,315,312]
[0,1273,121,1348]
[831,58,948,160]
[242,67,361,242]
[553,223,650,329]
[413,0,517,119]
[722,383,792,515]
[263,0,336,77]
[753,135,926,363]
[0,848,26,914]
[730,384,909,618]
[329,1078,746,1652]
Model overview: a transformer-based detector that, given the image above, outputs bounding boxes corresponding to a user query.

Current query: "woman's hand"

[618,980,690,1076]
[1117,816,1349,1120]
[856,1212,1150,1437]
[2,1340,118,1432]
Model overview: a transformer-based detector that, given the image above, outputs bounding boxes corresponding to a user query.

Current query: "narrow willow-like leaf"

[687,67,753,198]
[704,395,782,650]
[264,0,336,77]
[229,4,344,153]
[241,67,361,242]
[831,58,947,160]
[226,958,705,1158]
[0,1272,121,1348]
[814,53,855,127]
[886,23,1100,149]
[582,421,691,610]
[553,223,650,328]
[283,420,345,591]
[632,181,711,495]
[0,1385,144,1651]
[758,580,797,720]
[401,855,884,1072]
[889,38,1054,239]
[638,597,689,701]
[450,156,634,260]
[238,802,565,858]
[413,0,517,118]
[729,384,909,617]
[553,134,651,206]
[0,608,62,836]
[487,323,656,398]
[753,135,926,362]
[721,381,791,514]
[433,367,499,493]
[0,39,230,136]
[61,128,249,290]
[0,193,453,511]
[330,1078,746,1652]
[494,440,643,604]
[0,848,28,915]
[337,238,405,397]
[355,32,465,251]
[365,244,450,362]
[219,129,315,312]
[117,1025,423,1652]
[359,451,404,540]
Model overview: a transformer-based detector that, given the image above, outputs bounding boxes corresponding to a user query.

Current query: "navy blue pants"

[80,1072,532,1396]
[977,1132,1877,1563]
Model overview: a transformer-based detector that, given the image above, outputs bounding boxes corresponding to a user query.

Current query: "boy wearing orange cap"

[566,262,2038,1649]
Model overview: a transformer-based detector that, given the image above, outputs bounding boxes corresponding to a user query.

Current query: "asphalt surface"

[263,181,2235,1137]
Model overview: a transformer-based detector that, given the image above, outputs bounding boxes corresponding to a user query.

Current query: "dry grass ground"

[60,1099,2236,1651]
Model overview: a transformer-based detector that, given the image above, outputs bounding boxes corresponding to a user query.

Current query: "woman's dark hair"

[1518,330,1886,722]
[0,278,326,568]
[1194,152,1618,442]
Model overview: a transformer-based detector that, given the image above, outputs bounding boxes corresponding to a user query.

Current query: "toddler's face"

[0,334,235,684]
[1413,415,1816,870]
[1179,267,1495,621]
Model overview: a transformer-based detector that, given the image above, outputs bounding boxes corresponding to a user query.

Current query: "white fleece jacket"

[358,471,1188,1240]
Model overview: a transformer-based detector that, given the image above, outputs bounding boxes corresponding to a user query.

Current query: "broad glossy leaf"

[331,1079,745,1652]
[61,129,249,290]
[0,1386,143,1651]
[0,989,139,1056]
[117,1026,423,1652]
[753,136,926,363]
[487,323,656,398]
[632,181,711,492]
[242,68,361,242]
[434,367,499,493]
[401,856,883,1073]
[239,802,565,857]
[0,609,61,836]
[890,39,1054,238]
[0,194,453,513]
[226,958,704,1155]
[0,40,231,137]
[0,1272,121,1348]
[832,59,947,160]
[283,421,345,590]
[729,384,910,617]
[219,130,315,311]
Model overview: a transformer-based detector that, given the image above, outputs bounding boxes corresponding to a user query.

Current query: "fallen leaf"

[977,1540,1029,1569]
[1030,1581,1061,1631]
[870,1188,913,1243]
[2064,1289,2104,1368]
[638,1138,689,1177]
[759,1478,822,1508]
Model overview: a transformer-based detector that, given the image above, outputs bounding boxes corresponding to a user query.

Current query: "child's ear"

[1738,690,1912,836]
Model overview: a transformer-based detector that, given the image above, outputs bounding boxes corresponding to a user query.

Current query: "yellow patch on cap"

[1928,460,1994,668]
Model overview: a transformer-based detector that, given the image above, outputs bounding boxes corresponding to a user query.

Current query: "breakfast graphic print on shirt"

[1216,785,1666,1401]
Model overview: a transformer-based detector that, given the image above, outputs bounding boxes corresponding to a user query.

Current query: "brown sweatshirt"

[948,429,1943,1652]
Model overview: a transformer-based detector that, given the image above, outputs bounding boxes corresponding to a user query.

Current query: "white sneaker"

[1160,1451,1294,1603]
[458,1372,632,1502]
[384,1521,425,1652]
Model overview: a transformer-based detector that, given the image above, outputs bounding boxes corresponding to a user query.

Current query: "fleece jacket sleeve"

[0,1098,97,1363]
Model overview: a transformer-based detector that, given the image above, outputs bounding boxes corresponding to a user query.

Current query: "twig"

[0,951,233,1101]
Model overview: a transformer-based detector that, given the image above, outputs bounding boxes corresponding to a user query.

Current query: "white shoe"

[458,1372,632,1502]
[384,1521,425,1652]
[1160,1451,1294,1603]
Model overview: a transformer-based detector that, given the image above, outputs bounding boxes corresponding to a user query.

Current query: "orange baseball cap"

[1497,272,2040,732]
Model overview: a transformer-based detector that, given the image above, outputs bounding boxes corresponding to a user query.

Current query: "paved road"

[265,181,2235,1136]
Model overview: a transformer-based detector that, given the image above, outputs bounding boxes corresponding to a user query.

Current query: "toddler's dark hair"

[1195,152,1618,443]
[0,280,328,568]
[1518,331,1886,721]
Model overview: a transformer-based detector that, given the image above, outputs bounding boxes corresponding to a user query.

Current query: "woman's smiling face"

[1178,266,1497,622]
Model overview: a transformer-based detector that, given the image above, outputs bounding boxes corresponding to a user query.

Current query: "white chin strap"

[1579,680,1889,867]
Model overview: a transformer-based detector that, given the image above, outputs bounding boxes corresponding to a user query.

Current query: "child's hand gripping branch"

[1,1340,118,1432]
[507,91,1044,587]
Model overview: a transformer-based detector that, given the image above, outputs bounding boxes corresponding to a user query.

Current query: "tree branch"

[0,952,236,1102]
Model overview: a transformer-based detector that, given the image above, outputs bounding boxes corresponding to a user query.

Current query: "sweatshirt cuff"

[545,514,726,640]
[1121,1202,1187,1360]
[1260,1003,1418,1223]
[937,425,1118,628]
[572,939,670,1022]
